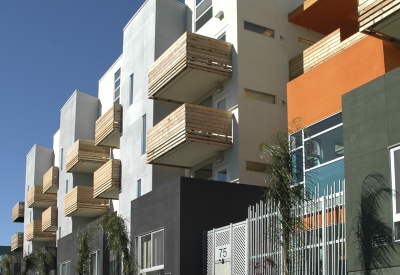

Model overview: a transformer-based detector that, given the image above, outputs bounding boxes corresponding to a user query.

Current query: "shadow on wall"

[352,173,398,275]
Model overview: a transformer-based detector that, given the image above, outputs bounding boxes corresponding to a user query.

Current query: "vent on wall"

[298,37,315,46]
[372,234,388,247]
[245,89,275,104]
[246,161,268,173]
[244,21,274,37]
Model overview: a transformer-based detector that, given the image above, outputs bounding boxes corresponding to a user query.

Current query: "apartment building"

[7,0,361,274]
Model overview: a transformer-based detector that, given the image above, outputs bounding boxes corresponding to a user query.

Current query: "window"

[199,96,212,108]
[90,250,100,275]
[142,114,146,155]
[137,179,141,197]
[244,21,274,37]
[214,94,228,110]
[109,251,121,275]
[59,227,61,239]
[136,229,164,274]
[129,74,134,105]
[60,148,63,170]
[195,0,212,31]
[289,113,344,196]
[391,146,400,240]
[65,180,69,194]
[218,32,226,41]
[30,211,32,222]
[195,163,213,180]
[298,37,315,46]
[60,261,70,275]
[114,69,121,104]
[215,165,228,182]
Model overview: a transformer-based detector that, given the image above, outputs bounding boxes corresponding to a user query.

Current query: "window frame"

[136,229,164,274]
[59,261,71,275]
[89,250,100,275]
[390,145,400,241]
[141,114,146,155]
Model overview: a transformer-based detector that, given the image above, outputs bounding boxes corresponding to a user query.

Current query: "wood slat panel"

[147,103,232,165]
[303,207,345,230]
[358,0,400,31]
[66,139,110,172]
[11,232,23,251]
[93,159,120,199]
[246,161,269,173]
[42,206,58,232]
[12,202,24,222]
[148,32,233,99]
[43,166,59,194]
[27,186,57,208]
[289,30,366,80]
[95,104,122,148]
[26,221,55,241]
[64,186,109,217]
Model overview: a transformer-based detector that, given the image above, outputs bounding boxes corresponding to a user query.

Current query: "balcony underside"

[359,0,400,44]
[289,0,358,36]
[94,159,120,199]
[147,103,232,168]
[12,202,24,223]
[148,32,232,103]
[65,186,109,217]
[66,139,110,173]
[95,104,122,148]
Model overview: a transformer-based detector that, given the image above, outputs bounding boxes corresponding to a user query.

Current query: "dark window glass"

[307,113,342,136]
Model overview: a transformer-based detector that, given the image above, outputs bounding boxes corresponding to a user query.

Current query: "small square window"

[244,21,274,37]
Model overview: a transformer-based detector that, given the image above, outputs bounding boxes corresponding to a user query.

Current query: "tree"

[22,248,54,275]
[76,228,92,275]
[1,255,12,275]
[259,127,312,275]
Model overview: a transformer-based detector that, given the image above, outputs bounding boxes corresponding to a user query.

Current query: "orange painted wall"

[287,36,400,127]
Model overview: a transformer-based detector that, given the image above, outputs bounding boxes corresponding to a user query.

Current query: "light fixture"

[216,155,224,162]
[215,85,223,93]
[282,99,287,104]
[215,11,224,20]
[280,35,284,40]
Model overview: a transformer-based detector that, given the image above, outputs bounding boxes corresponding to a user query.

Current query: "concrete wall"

[131,177,263,275]
[24,144,54,254]
[98,55,122,116]
[343,67,400,274]
[57,90,99,239]
[118,0,187,223]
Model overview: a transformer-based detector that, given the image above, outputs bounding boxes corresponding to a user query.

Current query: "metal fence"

[207,181,346,275]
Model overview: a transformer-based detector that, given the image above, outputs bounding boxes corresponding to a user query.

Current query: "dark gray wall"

[343,67,400,275]
[131,177,263,275]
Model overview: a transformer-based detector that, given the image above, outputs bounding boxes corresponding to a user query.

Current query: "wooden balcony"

[27,186,57,208]
[95,104,122,148]
[43,166,59,194]
[148,32,232,103]
[358,0,400,44]
[26,221,56,241]
[64,186,109,217]
[289,30,366,80]
[94,159,120,199]
[11,232,23,251]
[42,206,58,232]
[147,103,232,168]
[12,202,24,222]
[66,139,110,173]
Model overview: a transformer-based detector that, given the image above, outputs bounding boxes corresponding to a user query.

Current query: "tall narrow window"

[196,0,212,31]
[65,180,69,194]
[391,146,400,240]
[142,114,146,155]
[114,69,121,104]
[60,148,63,170]
[90,250,100,275]
[129,74,134,105]
[137,179,141,197]
[138,229,164,274]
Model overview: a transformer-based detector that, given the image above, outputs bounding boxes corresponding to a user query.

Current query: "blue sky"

[0,0,160,246]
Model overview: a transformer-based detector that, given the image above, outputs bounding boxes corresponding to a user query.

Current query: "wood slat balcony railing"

[289,29,366,80]
[64,186,109,217]
[95,104,122,148]
[147,103,232,168]
[26,221,56,241]
[148,32,232,103]
[27,186,57,208]
[43,166,59,194]
[303,206,345,229]
[358,0,400,44]
[94,159,120,199]
[11,232,23,251]
[12,202,24,222]
[42,206,58,232]
[66,139,110,173]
